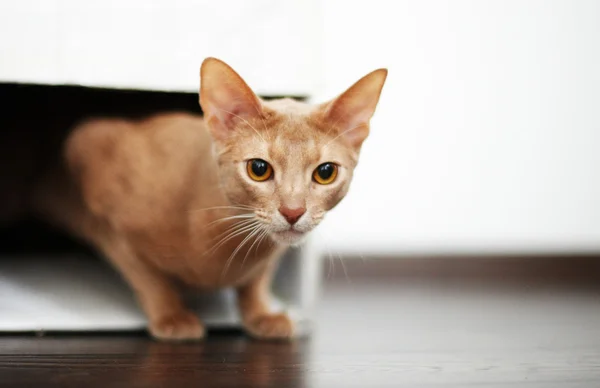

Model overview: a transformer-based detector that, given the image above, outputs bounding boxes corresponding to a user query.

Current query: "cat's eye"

[313,163,338,185]
[247,159,273,181]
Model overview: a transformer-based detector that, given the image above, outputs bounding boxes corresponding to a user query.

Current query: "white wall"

[2,0,599,256]
[315,0,600,255]
[0,0,320,96]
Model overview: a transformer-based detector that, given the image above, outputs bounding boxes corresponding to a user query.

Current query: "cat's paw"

[244,313,295,340]
[149,311,205,341]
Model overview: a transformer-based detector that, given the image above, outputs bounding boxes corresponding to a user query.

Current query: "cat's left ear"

[199,57,264,140]
[322,68,388,149]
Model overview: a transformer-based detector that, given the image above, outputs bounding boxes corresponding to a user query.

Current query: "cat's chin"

[270,229,308,246]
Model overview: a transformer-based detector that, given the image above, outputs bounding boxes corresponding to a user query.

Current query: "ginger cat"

[33,58,387,340]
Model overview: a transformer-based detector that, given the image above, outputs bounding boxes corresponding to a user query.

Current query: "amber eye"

[313,163,338,185]
[247,159,273,181]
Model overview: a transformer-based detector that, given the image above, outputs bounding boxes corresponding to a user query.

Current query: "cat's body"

[31,58,387,340]
[33,112,286,340]
[35,113,277,288]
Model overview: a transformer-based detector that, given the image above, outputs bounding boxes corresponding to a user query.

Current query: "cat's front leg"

[236,259,295,340]
[101,237,205,341]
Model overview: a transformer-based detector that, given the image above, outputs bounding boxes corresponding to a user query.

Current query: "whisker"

[326,248,334,280]
[206,213,254,227]
[337,251,352,284]
[254,228,270,257]
[189,205,254,213]
[205,220,260,256]
[209,217,257,242]
[209,219,258,243]
[359,251,368,264]
[240,227,268,270]
[220,225,262,278]
[230,201,256,209]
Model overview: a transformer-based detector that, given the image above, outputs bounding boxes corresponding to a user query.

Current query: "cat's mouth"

[270,228,307,245]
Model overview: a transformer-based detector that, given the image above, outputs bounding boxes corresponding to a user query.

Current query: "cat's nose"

[279,206,306,225]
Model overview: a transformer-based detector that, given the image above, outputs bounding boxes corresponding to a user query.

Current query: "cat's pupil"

[251,160,268,176]
[318,163,334,179]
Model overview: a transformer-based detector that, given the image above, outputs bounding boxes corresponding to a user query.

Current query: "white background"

[0,0,320,96]
[1,0,598,334]
[2,0,600,255]
[315,0,600,255]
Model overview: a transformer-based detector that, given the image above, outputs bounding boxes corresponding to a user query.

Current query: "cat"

[32,58,387,340]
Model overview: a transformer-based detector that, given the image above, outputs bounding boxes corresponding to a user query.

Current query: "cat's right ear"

[321,68,388,149]
[199,58,264,140]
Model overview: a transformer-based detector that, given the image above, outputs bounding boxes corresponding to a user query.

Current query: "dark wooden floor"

[2,257,600,387]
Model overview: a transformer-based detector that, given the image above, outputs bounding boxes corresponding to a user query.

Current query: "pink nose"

[279,206,306,225]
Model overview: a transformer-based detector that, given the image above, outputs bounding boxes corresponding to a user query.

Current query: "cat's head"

[199,58,386,246]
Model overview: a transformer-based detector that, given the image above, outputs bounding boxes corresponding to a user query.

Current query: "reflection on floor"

[1,257,600,387]
[314,278,600,387]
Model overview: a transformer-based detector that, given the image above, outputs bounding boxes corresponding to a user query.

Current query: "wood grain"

[2,258,600,387]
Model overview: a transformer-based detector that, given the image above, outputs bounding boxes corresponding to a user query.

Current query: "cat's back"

[68,112,209,163]
[65,112,216,230]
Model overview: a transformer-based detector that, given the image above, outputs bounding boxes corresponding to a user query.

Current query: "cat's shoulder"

[63,113,209,228]
[66,113,207,162]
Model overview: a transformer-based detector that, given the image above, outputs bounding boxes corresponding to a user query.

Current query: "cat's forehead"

[266,118,323,167]
[230,98,354,166]
[269,131,319,164]
[267,126,351,170]
[259,99,326,146]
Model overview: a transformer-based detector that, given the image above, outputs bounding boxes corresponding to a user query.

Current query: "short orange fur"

[32,58,387,340]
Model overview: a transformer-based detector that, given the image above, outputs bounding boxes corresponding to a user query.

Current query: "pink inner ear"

[342,124,370,148]
[322,67,387,148]
[331,99,371,128]
[203,90,263,139]
[325,98,374,148]
[200,58,263,138]
[207,86,246,117]
[210,99,245,127]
